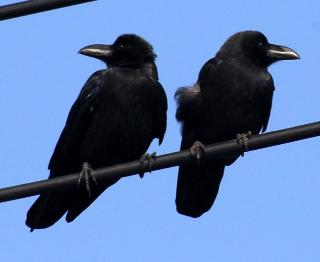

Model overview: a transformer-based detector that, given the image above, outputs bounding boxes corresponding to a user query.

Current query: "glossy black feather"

[175,31,298,217]
[26,35,167,230]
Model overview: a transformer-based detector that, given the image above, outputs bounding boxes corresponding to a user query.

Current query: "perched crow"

[26,34,167,230]
[175,31,299,218]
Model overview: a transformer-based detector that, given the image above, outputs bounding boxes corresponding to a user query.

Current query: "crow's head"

[79,34,156,67]
[217,31,300,67]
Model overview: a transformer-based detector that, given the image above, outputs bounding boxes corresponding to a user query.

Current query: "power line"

[0,121,319,203]
[0,0,96,21]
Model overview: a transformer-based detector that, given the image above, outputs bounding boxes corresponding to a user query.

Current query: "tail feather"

[65,187,106,223]
[26,178,120,230]
[66,178,119,223]
[26,192,69,230]
[176,161,225,218]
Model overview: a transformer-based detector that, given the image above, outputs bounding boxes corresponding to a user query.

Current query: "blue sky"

[0,0,320,261]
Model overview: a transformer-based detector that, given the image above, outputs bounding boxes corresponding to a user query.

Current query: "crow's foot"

[139,152,156,178]
[190,141,206,164]
[77,162,98,198]
[236,131,252,156]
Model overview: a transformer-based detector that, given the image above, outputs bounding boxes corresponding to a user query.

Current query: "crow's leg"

[236,131,252,156]
[190,141,206,165]
[139,152,157,178]
[77,162,98,198]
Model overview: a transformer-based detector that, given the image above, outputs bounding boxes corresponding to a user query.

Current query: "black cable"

[0,0,96,21]
[0,121,319,203]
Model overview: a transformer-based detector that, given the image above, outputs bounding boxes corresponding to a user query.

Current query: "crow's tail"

[176,160,225,218]
[26,192,69,231]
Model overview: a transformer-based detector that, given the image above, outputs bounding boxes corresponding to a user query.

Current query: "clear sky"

[0,0,320,261]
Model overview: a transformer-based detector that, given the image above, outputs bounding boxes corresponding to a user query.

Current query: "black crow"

[175,31,299,218]
[26,34,167,230]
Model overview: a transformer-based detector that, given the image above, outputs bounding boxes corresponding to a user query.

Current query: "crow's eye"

[257,41,264,48]
[119,44,125,49]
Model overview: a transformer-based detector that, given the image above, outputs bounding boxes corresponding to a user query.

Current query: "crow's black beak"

[79,44,113,60]
[266,44,300,61]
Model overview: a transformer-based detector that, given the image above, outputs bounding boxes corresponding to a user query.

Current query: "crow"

[26,34,167,230]
[175,31,299,218]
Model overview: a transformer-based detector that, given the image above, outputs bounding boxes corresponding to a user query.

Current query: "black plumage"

[175,31,299,218]
[26,34,167,230]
